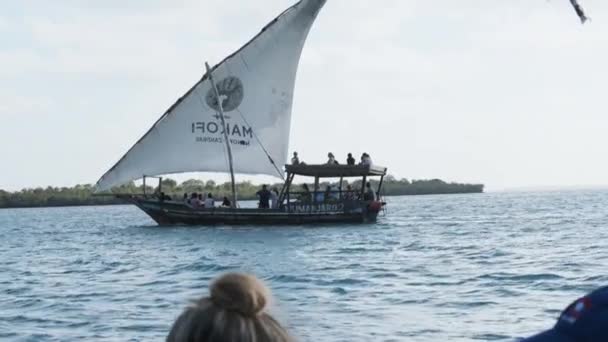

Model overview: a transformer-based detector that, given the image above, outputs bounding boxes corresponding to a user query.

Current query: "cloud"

[0,92,54,117]
[2,0,608,190]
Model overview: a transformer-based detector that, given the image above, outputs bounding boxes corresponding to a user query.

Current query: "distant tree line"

[0,177,483,209]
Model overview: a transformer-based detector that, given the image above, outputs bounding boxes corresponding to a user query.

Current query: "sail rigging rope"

[193,78,284,182]
[224,61,285,181]
[236,108,286,181]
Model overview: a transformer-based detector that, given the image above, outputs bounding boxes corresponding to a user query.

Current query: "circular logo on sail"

[205,76,244,112]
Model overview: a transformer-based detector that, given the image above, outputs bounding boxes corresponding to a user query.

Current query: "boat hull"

[122,197,382,226]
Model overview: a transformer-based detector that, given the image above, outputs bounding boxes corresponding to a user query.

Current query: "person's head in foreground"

[522,286,608,342]
[167,273,292,342]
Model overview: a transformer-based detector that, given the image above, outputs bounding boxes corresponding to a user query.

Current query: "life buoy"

[368,201,383,212]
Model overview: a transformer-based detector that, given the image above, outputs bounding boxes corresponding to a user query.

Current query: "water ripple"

[2,191,608,341]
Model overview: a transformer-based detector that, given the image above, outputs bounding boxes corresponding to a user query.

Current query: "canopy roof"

[285,164,387,178]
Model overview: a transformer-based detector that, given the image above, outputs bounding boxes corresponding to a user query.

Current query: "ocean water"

[1,191,608,341]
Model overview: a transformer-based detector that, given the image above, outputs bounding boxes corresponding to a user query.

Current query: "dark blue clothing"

[257,189,271,209]
[522,286,608,342]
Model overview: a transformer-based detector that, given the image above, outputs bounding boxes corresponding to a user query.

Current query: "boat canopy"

[285,164,387,178]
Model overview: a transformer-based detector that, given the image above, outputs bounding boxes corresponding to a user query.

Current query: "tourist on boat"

[189,193,199,206]
[198,193,205,207]
[256,185,271,209]
[520,285,608,342]
[326,152,339,165]
[167,272,292,342]
[160,192,172,201]
[204,193,214,208]
[291,151,300,165]
[344,184,355,200]
[330,186,340,201]
[360,153,373,166]
[299,184,312,203]
[347,153,355,165]
[183,193,188,204]
[315,188,324,203]
[324,185,332,202]
[221,197,231,208]
[363,182,377,201]
[270,188,279,209]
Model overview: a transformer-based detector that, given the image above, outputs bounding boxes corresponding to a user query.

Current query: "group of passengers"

[256,185,280,209]
[291,151,373,166]
[183,192,231,208]
[297,181,377,203]
[176,187,281,210]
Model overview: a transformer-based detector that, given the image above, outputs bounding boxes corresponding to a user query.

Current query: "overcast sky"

[1,0,606,191]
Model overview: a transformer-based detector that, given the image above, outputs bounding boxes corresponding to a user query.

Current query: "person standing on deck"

[364,182,377,201]
[270,188,279,209]
[344,185,355,200]
[346,153,355,166]
[300,184,312,203]
[256,185,271,209]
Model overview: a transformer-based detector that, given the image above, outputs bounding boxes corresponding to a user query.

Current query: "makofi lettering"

[191,122,254,139]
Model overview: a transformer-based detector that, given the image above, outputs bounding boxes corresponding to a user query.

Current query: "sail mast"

[205,62,238,208]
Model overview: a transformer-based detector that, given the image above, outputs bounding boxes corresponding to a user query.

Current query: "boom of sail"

[96,0,326,192]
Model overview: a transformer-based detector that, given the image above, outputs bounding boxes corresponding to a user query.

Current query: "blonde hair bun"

[210,273,269,317]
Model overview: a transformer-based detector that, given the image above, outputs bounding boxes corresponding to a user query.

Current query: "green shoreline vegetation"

[0,176,483,209]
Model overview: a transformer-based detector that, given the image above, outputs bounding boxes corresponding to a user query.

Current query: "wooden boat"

[95,0,388,225]
[118,164,387,225]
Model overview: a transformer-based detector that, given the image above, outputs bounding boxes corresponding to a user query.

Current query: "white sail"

[96,0,326,191]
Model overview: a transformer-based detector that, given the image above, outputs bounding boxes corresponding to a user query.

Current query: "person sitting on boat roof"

[167,272,292,342]
[291,152,300,165]
[221,196,231,208]
[346,153,356,166]
[256,185,271,209]
[183,193,188,204]
[198,193,205,207]
[326,152,338,165]
[363,182,377,201]
[326,152,339,165]
[204,193,215,208]
[359,153,373,166]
